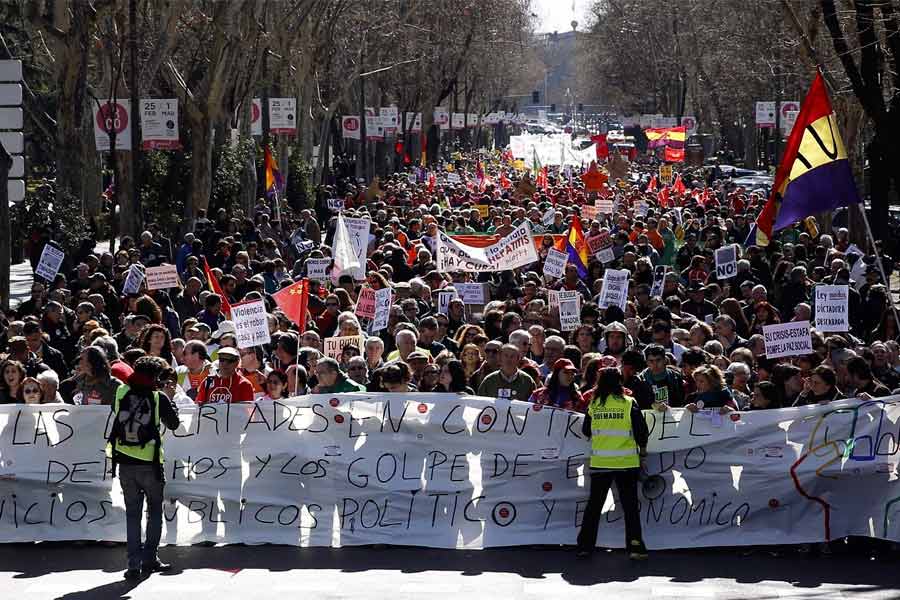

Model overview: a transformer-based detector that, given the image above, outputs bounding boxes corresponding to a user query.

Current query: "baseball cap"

[217,347,240,360]
[553,358,578,372]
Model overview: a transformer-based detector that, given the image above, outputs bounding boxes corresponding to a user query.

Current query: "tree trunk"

[867,133,891,244]
[239,101,257,215]
[116,149,139,239]
[187,115,214,227]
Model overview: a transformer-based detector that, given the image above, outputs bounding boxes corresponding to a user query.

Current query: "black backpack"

[110,387,159,447]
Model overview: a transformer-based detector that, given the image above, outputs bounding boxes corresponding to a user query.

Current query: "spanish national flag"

[754,72,860,246]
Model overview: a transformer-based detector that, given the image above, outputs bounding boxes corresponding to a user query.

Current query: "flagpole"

[856,203,900,327]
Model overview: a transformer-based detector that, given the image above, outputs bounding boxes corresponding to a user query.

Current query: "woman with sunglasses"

[19,376,46,404]
[418,363,442,392]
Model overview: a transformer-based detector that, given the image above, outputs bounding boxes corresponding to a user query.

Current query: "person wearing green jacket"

[313,357,366,393]
[576,367,650,560]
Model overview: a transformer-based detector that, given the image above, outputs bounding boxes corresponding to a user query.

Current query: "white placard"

[93,99,132,151]
[762,321,813,358]
[650,266,668,298]
[437,290,458,315]
[35,244,65,282]
[581,205,600,221]
[365,114,384,140]
[145,264,180,290]
[122,264,145,295]
[599,268,629,310]
[343,217,372,280]
[327,198,345,212]
[559,297,581,331]
[541,206,556,226]
[232,299,271,349]
[436,222,538,273]
[597,198,614,213]
[597,247,616,264]
[323,335,366,360]
[715,245,738,279]
[548,289,579,310]
[543,248,568,279]
[306,258,331,281]
[451,113,465,130]
[434,107,449,130]
[756,101,776,128]
[814,285,849,332]
[250,98,262,136]
[342,115,361,140]
[140,98,180,149]
[456,283,486,305]
[371,288,393,332]
[379,106,398,131]
[269,97,296,135]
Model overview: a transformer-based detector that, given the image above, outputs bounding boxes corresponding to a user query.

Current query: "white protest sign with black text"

[145,264,180,290]
[814,285,849,332]
[543,248,568,279]
[763,321,813,358]
[342,217,372,280]
[35,245,65,282]
[437,290,458,315]
[232,299,271,349]
[599,269,629,310]
[323,335,366,360]
[122,264,145,295]
[371,288,392,332]
[715,245,738,279]
[306,258,330,281]
[455,283,486,305]
[559,297,581,331]
[436,222,538,273]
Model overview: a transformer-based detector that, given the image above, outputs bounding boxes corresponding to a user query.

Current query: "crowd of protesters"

[1,150,897,420]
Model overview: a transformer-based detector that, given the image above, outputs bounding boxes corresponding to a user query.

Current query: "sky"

[531,0,592,34]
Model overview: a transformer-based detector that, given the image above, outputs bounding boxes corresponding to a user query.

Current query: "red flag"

[427,171,436,192]
[664,146,685,162]
[203,258,232,318]
[273,278,310,333]
[591,133,609,161]
[673,174,686,195]
[536,166,549,190]
[499,171,511,189]
[657,187,670,208]
[647,175,658,193]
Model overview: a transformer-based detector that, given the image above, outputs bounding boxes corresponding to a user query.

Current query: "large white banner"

[436,223,538,273]
[343,217,371,281]
[2,397,899,548]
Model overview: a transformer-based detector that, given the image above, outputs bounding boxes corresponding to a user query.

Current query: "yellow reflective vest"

[588,394,639,469]
[105,385,163,463]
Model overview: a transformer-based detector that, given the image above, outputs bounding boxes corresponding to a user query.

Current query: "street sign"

[755,101,776,128]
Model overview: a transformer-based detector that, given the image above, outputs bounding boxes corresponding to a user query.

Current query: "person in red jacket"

[195,347,254,404]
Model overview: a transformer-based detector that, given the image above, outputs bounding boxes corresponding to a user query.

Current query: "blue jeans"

[119,463,165,570]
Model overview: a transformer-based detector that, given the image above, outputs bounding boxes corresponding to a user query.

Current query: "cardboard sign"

[814,285,849,332]
[306,258,330,281]
[559,296,581,332]
[599,269,629,310]
[543,248,568,279]
[356,287,377,319]
[763,322,813,358]
[140,99,180,149]
[455,283,487,305]
[658,164,673,186]
[371,288,392,332]
[324,335,366,360]
[232,299,271,349]
[122,264,145,295]
[145,264,180,290]
[35,244,65,282]
[715,245,738,279]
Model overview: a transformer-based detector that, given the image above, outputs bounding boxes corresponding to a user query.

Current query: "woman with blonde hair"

[685,365,738,413]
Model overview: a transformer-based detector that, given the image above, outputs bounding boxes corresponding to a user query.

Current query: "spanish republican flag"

[555,217,589,278]
[273,278,310,333]
[264,145,283,196]
[754,71,860,245]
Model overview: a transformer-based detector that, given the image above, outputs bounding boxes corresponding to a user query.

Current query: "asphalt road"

[0,542,895,600]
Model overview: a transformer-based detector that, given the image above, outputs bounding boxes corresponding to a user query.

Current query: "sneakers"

[141,560,172,575]
[628,540,649,561]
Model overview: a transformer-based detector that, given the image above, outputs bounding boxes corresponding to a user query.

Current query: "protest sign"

[715,245,738,279]
[650,265,668,298]
[596,198,614,213]
[581,204,600,221]
[549,289,579,310]
[145,264,180,290]
[763,321,813,358]
[35,244,65,282]
[436,222,538,273]
[814,285,849,332]
[324,335,366,360]
[306,258,330,281]
[599,269,629,310]
[542,206,556,227]
[543,248,568,279]
[4,397,898,549]
[139,99,180,149]
[437,290,458,315]
[659,164,673,185]
[343,217,371,280]
[327,198,344,212]
[122,264,145,295]
[635,201,649,216]
[371,288,392,332]
[456,282,487,305]
[232,299,271,349]
[596,247,615,264]
[356,287,377,319]
[559,297,581,331]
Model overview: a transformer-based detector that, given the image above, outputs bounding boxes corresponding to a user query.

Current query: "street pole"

[0,140,11,311]
[129,0,140,235]
[262,50,270,201]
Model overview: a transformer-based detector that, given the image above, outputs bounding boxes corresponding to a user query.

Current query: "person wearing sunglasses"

[195,347,254,405]
[19,376,46,404]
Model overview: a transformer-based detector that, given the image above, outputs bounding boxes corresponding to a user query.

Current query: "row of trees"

[1,0,533,241]
[577,0,900,239]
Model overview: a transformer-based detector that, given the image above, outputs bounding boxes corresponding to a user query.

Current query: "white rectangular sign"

[306,258,331,281]
[3,397,898,549]
[599,268,629,310]
[456,283,487,305]
[140,98,180,149]
[324,335,366,360]
[814,285,849,332]
[343,217,371,280]
[559,296,581,331]
[715,245,738,279]
[762,321,813,358]
[543,248,568,279]
[93,99,132,151]
[436,223,538,273]
[122,264,145,295]
[756,101,776,128]
[371,288,393,332]
[434,107,449,130]
[437,290,458,315]
[35,244,65,282]
[451,113,465,130]
[251,98,262,136]
[365,114,384,140]
[269,98,297,135]
[232,299,271,349]
[145,264,180,290]
[379,106,398,132]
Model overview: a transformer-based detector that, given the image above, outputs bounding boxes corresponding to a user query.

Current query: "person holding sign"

[576,367,649,560]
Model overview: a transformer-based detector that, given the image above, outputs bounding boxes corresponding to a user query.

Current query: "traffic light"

[550,103,556,112]
[532,90,539,104]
